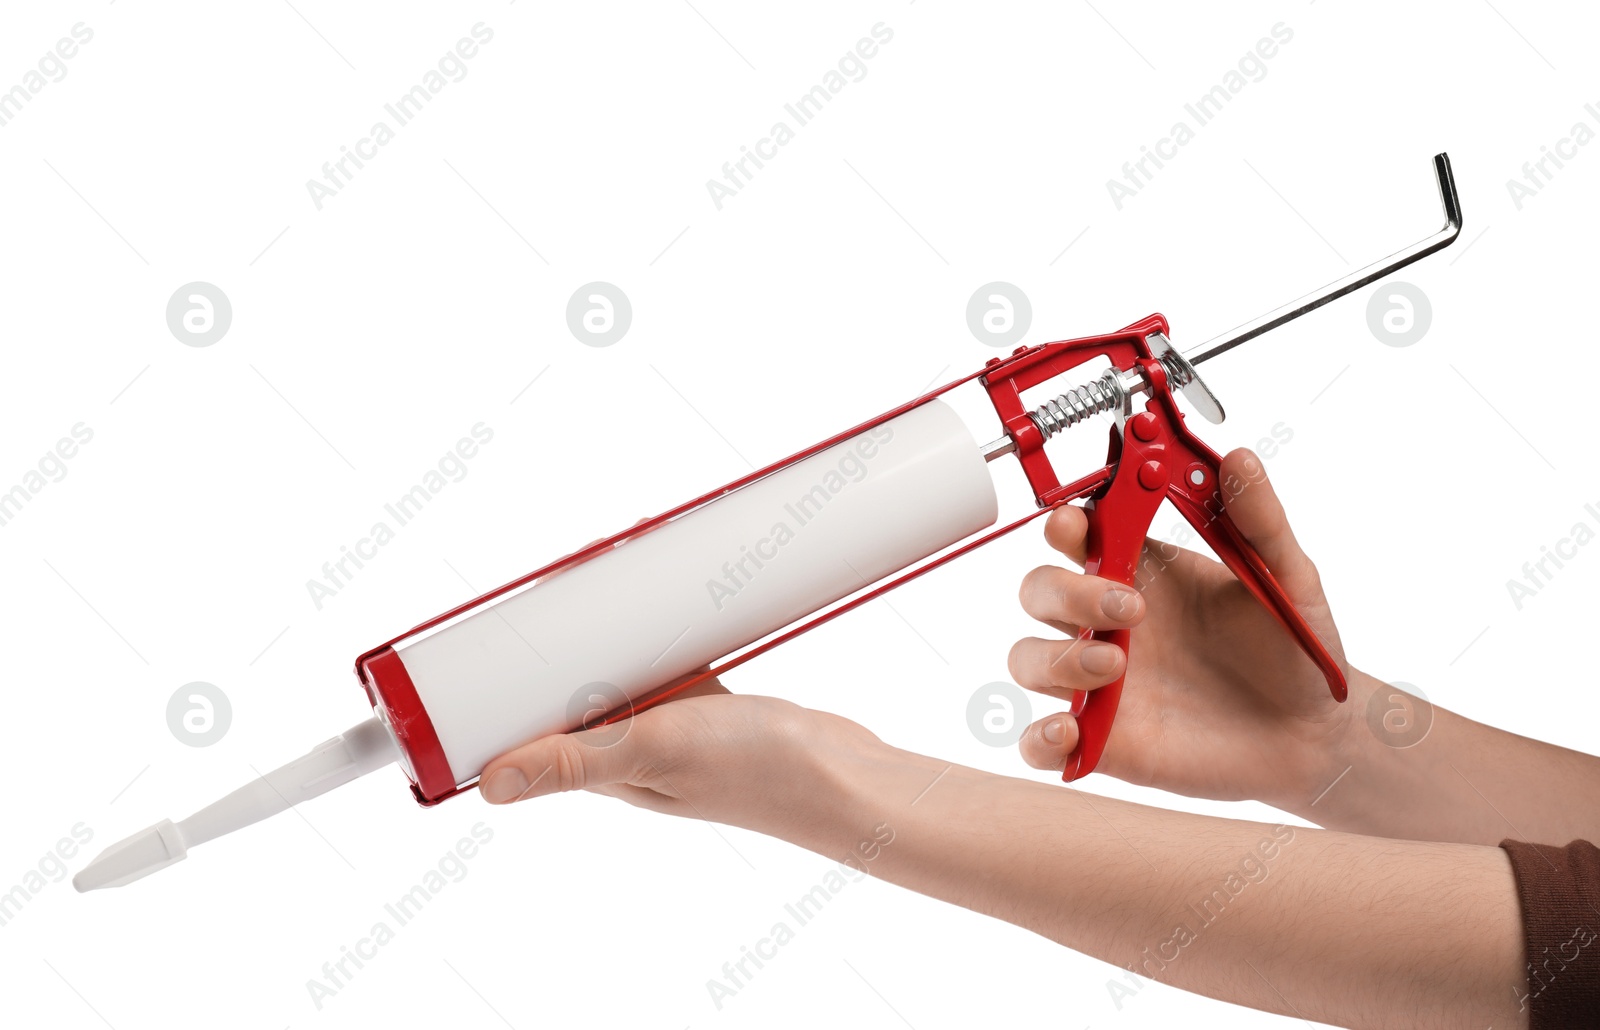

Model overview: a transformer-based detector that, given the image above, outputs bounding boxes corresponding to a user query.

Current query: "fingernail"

[1042,717,1066,745]
[1101,589,1138,621]
[1080,643,1120,675]
[481,767,529,804]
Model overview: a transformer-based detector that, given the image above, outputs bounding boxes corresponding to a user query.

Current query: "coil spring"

[1159,352,1194,389]
[1029,371,1126,441]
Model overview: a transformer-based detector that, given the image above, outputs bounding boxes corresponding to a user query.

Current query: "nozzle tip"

[72,819,187,892]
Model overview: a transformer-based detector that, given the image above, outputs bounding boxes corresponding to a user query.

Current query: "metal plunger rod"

[1184,152,1462,367]
[981,152,1464,462]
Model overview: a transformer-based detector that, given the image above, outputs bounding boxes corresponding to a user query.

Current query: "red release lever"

[1059,360,1348,781]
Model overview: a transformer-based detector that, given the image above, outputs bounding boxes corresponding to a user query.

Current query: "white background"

[1,1,1596,1027]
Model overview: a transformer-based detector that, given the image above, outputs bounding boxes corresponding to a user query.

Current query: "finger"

[1043,504,1198,596]
[1019,564,1145,630]
[1018,711,1079,771]
[673,679,729,699]
[1038,617,1081,637]
[614,671,728,722]
[532,541,605,587]
[537,518,656,586]
[1042,505,1089,564]
[1007,634,1125,697]
[479,721,651,804]
[660,671,729,701]
[1218,448,1322,603]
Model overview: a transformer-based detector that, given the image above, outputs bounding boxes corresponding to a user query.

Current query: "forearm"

[795,741,1527,1030]
[1292,670,1600,845]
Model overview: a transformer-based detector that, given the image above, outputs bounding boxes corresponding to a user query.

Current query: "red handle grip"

[1061,445,1166,780]
[1060,401,1347,782]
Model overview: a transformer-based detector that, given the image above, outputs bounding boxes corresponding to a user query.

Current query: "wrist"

[1284,669,1447,831]
[1260,667,1383,816]
[779,716,946,862]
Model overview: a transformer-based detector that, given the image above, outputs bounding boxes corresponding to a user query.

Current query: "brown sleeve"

[1500,839,1600,1027]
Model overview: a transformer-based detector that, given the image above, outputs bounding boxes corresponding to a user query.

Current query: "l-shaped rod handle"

[1185,152,1462,368]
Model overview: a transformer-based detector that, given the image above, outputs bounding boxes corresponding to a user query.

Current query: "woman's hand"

[1008,448,1356,808]
[477,677,884,845]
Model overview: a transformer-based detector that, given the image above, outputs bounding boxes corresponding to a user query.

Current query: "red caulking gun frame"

[72,154,1462,892]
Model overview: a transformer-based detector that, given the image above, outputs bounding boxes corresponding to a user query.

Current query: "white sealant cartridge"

[373,399,998,796]
[76,399,999,890]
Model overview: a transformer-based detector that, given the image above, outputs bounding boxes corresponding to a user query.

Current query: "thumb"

[1219,448,1324,605]
[479,722,647,804]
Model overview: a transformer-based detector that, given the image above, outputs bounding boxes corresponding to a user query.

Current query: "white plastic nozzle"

[74,717,397,892]
[70,818,189,891]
